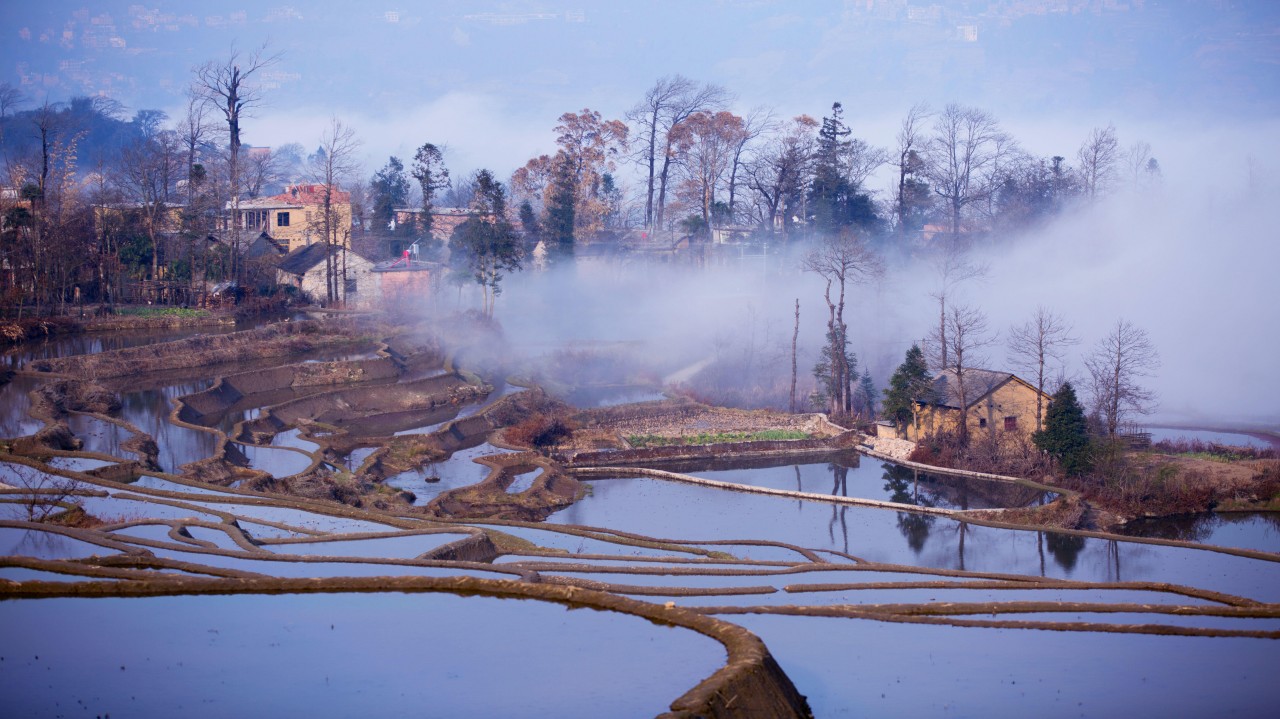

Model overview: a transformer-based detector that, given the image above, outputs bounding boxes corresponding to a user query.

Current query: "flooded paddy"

[385,442,517,505]
[550,474,1280,601]
[0,592,726,719]
[0,325,240,370]
[733,614,1276,718]
[117,380,221,472]
[64,413,136,459]
[1,527,118,560]
[226,441,315,477]
[0,373,44,438]
[683,454,1052,510]
[1118,511,1280,554]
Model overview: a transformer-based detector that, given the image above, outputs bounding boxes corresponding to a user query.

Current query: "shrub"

[907,429,1052,478]
[507,414,577,450]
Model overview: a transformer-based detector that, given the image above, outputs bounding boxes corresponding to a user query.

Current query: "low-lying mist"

[448,123,1278,431]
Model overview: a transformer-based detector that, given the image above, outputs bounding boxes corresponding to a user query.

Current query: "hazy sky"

[3,1,1278,176]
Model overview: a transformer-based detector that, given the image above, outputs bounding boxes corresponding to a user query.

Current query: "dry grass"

[1056,440,1280,519]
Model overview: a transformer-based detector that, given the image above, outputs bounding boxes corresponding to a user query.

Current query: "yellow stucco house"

[235,184,353,253]
[892,368,1052,443]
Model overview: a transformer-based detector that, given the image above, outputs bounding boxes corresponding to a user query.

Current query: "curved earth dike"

[428,451,583,522]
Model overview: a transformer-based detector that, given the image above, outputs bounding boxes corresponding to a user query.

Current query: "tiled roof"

[240,184,351,210]
[928,368,1015,409]
[277,242,331,275]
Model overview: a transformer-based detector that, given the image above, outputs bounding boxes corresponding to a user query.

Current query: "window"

[277,211,290,227]
[978,418,987,429]
[1004,416,1018,431]
[345,278,358,294]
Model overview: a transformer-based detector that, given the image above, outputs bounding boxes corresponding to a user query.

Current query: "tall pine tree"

[807,102,882,235]
[411,143,449,241]
[543,151,576,265]
[370,156,409,232]
[807,102,851,234]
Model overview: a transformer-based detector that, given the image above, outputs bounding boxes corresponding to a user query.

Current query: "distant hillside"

[0,97,157,177]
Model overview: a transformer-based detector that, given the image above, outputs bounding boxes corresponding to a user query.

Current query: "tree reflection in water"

[828,459,852,553]
[1045,532,1086,573]
[882,462,936,555]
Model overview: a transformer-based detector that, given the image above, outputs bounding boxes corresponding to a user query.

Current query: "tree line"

[2,61,1162,318]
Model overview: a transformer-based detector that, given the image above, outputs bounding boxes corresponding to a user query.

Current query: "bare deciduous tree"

[120,129,181,282]
[843,136,889,194]
[626,76,728,231]
[1077,124,1120,199]
[552,108,628,235]
[939,303,997,444]
[308,117,362,306]
[927,243,987,372]
[243,146,285,199]
[8,462,83,523]
[1007,306,1079,432]
[925,103,1014,238]
[743,115,817,238]
[1085,319,1160,436]
[725,106,773,223]
[1124,140,1161,190]
[0,81,25,117]
[193,43,281,280]
[893,103,931,238]
[790,297,800,413]
[803,231,883,415]
[175,90,221,302]
[669,110,745,224]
